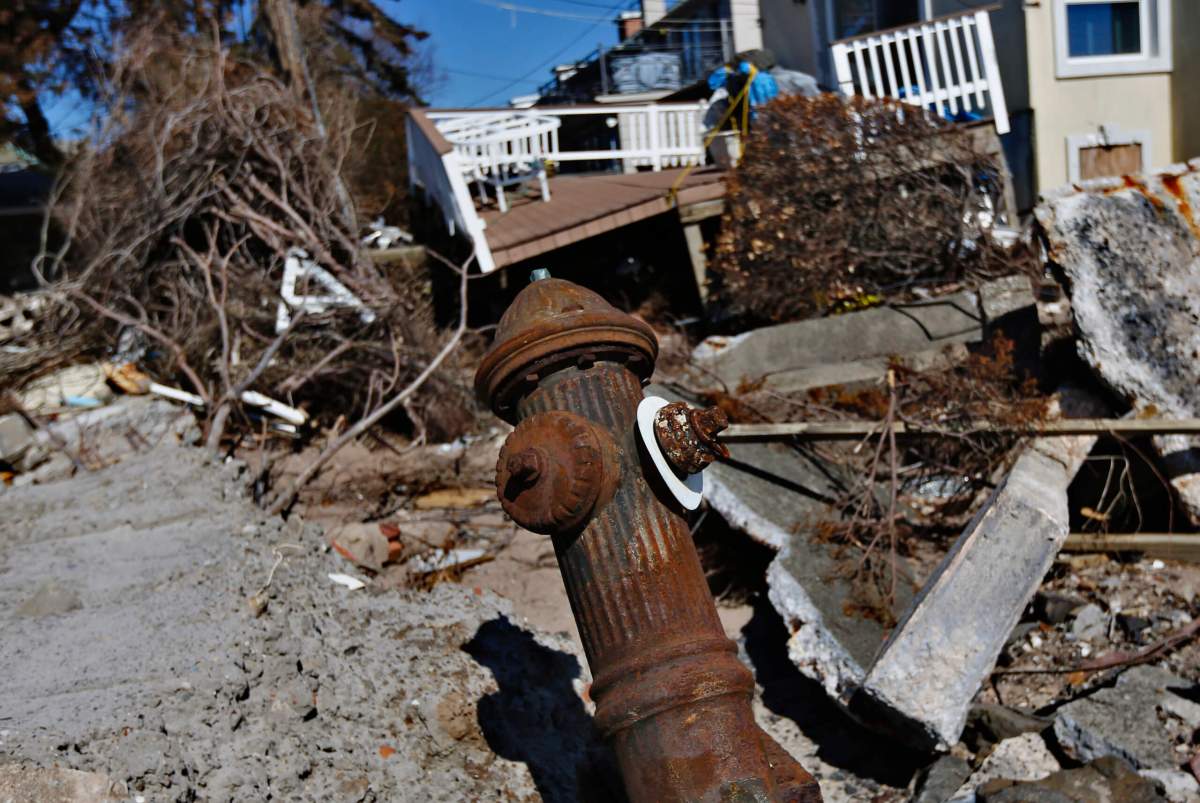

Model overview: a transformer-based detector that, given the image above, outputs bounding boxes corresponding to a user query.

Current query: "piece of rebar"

[475,278,822,803]
[721,418,1200,442]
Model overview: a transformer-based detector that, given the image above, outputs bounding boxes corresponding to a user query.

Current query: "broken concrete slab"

[709,434,914,701]
[1037,160,1200,522]
[955,732,1061,797]
[976,756,1166,803]
[647,383,914,703]
[852,433,1095,751]
[0,435,608,801]
[691,275,1034,392]
[0,766,127,802]
[1053,665,1196,771]
[914,755,972,803]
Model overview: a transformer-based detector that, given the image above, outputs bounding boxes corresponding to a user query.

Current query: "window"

[1054,0,1172,78]
[831,0,919,40]
[1067,2,1140,57]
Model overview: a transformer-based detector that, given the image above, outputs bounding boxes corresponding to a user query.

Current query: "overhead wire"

[465,0,632,105]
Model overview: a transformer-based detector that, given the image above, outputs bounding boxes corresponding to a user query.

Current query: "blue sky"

[390,0,635,107]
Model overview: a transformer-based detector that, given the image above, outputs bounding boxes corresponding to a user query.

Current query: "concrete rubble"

[0,409,615,801]
[974,757,1167,803]
[1037,159,1200,522]
[853,433,1096,751]
[692,274,1034,393]
[1053,665,1198,771]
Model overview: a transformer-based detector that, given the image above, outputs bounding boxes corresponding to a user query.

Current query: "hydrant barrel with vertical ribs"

[475,274,822,803]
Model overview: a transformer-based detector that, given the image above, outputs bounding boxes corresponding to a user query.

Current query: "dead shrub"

[36,25,474,446]
[711,94,1031,325]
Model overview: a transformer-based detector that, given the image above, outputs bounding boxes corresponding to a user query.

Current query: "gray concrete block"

[692,276,1033,392]
[1037,165,1200,522]
[0,412,33,463]
[853,434,1095,751]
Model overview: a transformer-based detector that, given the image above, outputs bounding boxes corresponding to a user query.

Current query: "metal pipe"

[476,273,822,803]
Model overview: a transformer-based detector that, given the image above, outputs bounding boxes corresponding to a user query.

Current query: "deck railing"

[830,8,1009,135]
[425,102,708,174]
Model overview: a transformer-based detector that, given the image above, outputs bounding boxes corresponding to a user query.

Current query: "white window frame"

[1053,0,1172,78]
[1066,125,1152,182]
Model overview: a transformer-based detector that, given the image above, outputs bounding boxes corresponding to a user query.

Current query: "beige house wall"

[1172,0,1200,162]
[1023,0,1173,190]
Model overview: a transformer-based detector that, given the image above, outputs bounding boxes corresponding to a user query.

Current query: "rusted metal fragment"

[653,401,730,475]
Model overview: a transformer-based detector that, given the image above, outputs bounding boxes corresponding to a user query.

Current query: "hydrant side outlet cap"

[475,278,658,420]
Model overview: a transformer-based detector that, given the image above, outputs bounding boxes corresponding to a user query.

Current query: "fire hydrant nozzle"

[476,277,823,803]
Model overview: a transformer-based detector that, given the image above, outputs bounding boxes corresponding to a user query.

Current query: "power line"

[467,0,630,105]
[445,67,524,81]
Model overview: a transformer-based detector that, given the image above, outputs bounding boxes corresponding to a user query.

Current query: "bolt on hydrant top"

[474,276,658,423]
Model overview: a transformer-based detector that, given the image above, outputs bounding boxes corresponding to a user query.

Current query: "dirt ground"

[4,397,1198,802]
[0,399,921,801]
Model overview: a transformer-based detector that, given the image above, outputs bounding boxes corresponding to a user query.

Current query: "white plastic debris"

[406,548,486,574]
[361,217,414,250]
[276,247,376,333]
[328,572,367,590]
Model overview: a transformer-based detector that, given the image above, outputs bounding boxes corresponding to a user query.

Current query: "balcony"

[407,103,721,273]
[830,7,1010,134]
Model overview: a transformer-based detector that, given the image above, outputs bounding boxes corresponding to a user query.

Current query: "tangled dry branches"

[34,25,472,447]
[712,94,1033,325]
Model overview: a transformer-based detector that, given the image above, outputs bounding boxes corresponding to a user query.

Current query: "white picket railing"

[830,9,1009,135]
[426,102,708,174]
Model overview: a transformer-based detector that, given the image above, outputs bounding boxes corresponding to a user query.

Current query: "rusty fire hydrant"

[475,273,822,803]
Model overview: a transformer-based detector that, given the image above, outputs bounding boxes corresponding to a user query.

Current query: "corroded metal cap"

[475,277,658,422]
[496,410,619,534]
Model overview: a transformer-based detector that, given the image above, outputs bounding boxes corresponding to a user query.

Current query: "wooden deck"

[479,167,727,268]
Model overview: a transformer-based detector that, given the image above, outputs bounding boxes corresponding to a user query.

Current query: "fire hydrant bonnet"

[474,278,658,423]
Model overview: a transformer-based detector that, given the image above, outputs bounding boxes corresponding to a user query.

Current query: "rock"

[1036,163,1200,523]
[0,413,34,463]
[393,519,459,545]
[1160,687,1200,729]
[914,755,973,803]
[1071,603,1108,642]
[692,276,1034,393]
[1053,665,1190,770]
[964,704,1052,753]
[852,434,1095,751]
[1034,591,1085,625]
[16,363,114,412]
[1117,613,1154,643]
[327,522,390,571]
[16,581,83,618]
[955,732,1060,797]
[1141,769,1200,803]
[977,756,1166,803]
[0,766,126,802]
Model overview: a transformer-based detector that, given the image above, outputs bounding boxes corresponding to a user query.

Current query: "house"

[546,0,1197,208]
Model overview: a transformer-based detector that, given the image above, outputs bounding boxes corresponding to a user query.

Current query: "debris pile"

[6,26,474,457]
[710,94,1031,325]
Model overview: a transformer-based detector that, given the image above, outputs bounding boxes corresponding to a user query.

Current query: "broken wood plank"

[1063,533,1200,564]
[722,418,1200,442]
